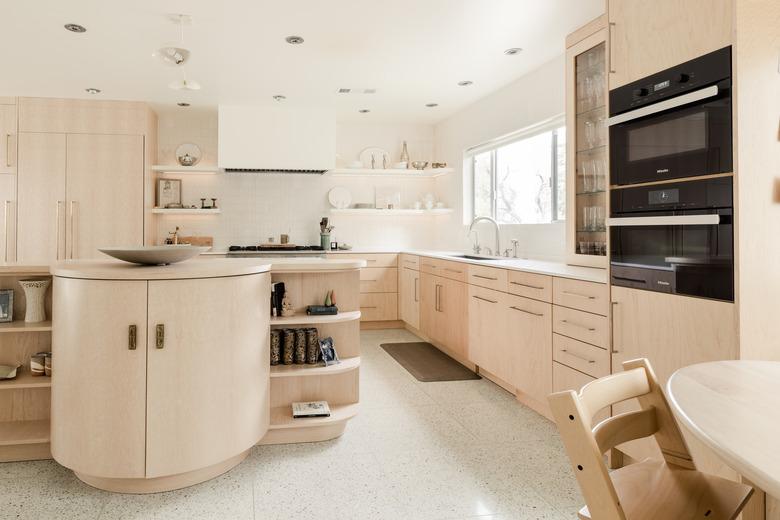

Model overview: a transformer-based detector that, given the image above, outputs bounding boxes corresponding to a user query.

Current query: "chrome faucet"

[468,216,500,257]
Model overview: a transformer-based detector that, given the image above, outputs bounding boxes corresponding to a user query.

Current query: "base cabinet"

[421,272,467,359]
[399,266,420,329]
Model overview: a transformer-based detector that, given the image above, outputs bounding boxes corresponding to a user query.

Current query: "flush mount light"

[285,35,304,45]
[504,47,523,55]
[272,95,287,102]
[84,88,101,94]
[168,77,201,91]
[457,80,474,87]
[425,103,439,108]
[64,23,86,33]
[177,102,191,107]
[358,109,370,113]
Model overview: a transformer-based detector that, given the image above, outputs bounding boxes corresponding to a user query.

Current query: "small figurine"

[281,293,295,317]
[324,290,332,307]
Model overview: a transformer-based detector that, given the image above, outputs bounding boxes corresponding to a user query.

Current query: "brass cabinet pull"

[561,319,596,332]
[510,281,545,290]
[562,290,596,300]
[128,325,137,350]
[608,22,616,74]
[473,274,498,281]
[156,324,165,349]
[444,268,463,274]
[472,295,498,304]
[561,348,595,364]
[509,306,544,317]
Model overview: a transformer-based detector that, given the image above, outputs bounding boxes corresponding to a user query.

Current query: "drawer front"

[420,257,443,276]
[552,306,609,349]
[359,267,398,293]
[360,293,398,321]
[552,278,609,315]
[553,362,608,423]
[507,270,552,302]
[399,254,420,271]
[335,253,398,267]
[553,333,609,378]
[467,264,508,291]
[420,257,467,282]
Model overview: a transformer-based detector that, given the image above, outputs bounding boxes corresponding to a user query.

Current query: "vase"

[19,279,50,323]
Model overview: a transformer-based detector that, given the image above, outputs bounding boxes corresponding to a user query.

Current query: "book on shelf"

[292,401,331,419]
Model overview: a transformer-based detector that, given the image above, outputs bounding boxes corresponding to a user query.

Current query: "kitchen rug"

[380,342,480,382]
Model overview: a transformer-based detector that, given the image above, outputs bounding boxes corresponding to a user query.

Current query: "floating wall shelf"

[151,208,221,215]
[328,167,453,178]
[151,165,222,175]
[330,208,453,216]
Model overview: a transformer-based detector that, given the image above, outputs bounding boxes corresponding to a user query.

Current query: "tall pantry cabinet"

[9,98,157,263]
[0,98,18,263]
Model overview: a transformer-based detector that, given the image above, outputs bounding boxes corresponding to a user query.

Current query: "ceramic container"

[19,279,50,323]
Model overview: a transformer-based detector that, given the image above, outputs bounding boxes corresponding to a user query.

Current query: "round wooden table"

[667,360,780,499]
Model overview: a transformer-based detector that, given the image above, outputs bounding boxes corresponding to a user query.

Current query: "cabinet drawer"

[467,264,508,291]
[399,254,419,271]
[335,253,397,267]
[553,334,609,379]
[553,362,608,423]
[553,306,609,349]
[420,257,467,282]
[507,270,552,302]
[360,293,398,321]
[359,267,398,293]
[553,278,609,315]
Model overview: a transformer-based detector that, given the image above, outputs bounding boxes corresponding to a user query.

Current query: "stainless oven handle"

[607,85,719,126]
[607,215,720,227]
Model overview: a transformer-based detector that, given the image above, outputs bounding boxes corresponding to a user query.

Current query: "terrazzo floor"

[0,329,583,520]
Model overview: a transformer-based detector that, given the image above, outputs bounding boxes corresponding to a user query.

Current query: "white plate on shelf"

[358,147,390,169]
[328,186,352,209]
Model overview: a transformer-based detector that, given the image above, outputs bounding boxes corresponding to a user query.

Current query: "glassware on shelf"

[581,159,594,193]
[584,120,596,149]
[595,206,606,231]
[594,156,607,192]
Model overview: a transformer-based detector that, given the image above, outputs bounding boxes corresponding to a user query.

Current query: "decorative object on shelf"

[319,217,334,251]
[175,143,202,166]
[157,178,182,208]
[0,289,13,323]
[99,246,206,266]
[306,305,338,316]
[281,293,295,317]
[305,328,320,364]
[19,280,50,323]
[211,198,218,209]
[30,353,46,376]
[319,337,340,366]
[165,226,181,245]
[411,161,428,170]
[270,330,281,366]
[44,352,52,376]
[292,401,331,419]
[431,162,447,169]
[271,282,286,317]
[400,141,410,168]
[294,329,307,364]
[338,243,353,250]
[328,186,352,209]
[282,329,295,365]
[280,234,289,244]
[422,193,436,210]
[0,364,19,381]
[358,147,389,169]
[353,203,374,209]
[320,233,331,250]
[375,186,401,210]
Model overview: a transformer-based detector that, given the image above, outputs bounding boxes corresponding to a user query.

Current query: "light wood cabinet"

[359,293,398,321]
[399,266,420,329]
[607,0,733,89]
[467,285,505,378]
[359,267,398,293]
[506,294,553,405]
[421,272,467,358]
[553,361,609,423]
[0,102,16,175]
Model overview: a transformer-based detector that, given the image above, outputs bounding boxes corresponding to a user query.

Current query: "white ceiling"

[1,0,603,124]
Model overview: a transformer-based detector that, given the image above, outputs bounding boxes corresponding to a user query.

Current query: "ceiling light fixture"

[358,109,370,113]
[155,14,192,66]
[503,47,522,55]
[85,88,101,94]
[177,102,191,107]
[457,80,474,86]
[64,23,86,33]
[272,95,287,102]
[425,103,439,108]
[285,35,304,45]
[168,77,201,91]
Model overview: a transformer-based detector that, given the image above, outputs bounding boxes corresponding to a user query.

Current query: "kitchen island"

[49,257,364,493]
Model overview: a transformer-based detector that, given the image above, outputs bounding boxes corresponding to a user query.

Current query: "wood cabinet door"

[467,285,505,376]
[51,277,148,478]
[420,272,440,343]
[441,278,468,359]
[608,0,733,89]
[399,267,420,329]
[0,104,16,175]
[506,294,552,404]
[145,273,270,478]
[16,133,67,263]
[66,134,144,259]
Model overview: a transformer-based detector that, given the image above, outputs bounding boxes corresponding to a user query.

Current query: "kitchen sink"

[445,254,505,262]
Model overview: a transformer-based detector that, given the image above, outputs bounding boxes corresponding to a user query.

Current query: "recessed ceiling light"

[504,47,522,55]
[457,80,474,87]
[273,95,287,102]
[168,78,201,91]
[358,109,370,113]
[177,102,191,107]
[64,23,86,33]
[84,88,101,94]
[425,103,439,108]
[285,35,304,45]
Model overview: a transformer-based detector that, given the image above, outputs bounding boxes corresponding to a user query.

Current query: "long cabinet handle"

[3,200,10,263]
[435,284,442,312]
[55,201,64,261]
[611,301,620,354]
[5,134,11,167]
[156,324,165,349]
[608,85,720,127]
[472,274,498,281]
[509,306,544,317]
[361,306,377,309]
[510,281,545,290]
[562,290,596,300]
[68,201,79,259]
[444,268,463,274]
[472,295,498,304]
[561,319,596,332]
[128,325,137,350]
[560,348,596,364]
[414,277,419,303]
[608,22,615,74]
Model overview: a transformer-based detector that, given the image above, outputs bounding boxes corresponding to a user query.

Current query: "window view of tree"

[473,151,493,220]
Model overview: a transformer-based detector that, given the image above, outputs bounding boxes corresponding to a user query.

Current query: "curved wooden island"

[51,259,272,493]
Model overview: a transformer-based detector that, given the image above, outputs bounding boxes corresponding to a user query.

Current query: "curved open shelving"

[269,310,361,326]
[267,403,359,430]
[270,356,360,378]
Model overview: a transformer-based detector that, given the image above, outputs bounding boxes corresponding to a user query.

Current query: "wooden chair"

[548,358,753,520]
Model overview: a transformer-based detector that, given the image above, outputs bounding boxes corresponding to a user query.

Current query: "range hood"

[218,105,336,174]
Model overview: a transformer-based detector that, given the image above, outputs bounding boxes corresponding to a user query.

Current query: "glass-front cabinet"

[565,22,608,268]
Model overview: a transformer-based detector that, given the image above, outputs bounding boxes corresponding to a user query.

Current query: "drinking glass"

[584,120,595,149]
[594,157,606,192]
[596,115,607,147]
[595,207,606,231]
[581,159,594,193]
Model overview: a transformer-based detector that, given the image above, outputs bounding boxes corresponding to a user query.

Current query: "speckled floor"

[0,329,583,520]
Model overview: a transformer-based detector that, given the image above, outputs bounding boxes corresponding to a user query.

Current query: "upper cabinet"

[608,0,733,89]
[0,99,17,175]
[565,19,609,268]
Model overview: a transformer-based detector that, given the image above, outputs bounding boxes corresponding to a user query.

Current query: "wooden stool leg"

[741,478,766,520]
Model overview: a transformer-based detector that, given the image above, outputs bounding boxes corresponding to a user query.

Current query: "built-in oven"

[609,177,733,301]
[609,47,732,186]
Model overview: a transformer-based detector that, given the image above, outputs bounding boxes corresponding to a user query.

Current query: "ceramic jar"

[19,279,50,323]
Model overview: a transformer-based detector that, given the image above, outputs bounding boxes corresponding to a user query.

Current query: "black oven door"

[609,209,734,301]
[609,81,732,186]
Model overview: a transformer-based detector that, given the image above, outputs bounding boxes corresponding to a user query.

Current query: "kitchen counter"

[51,258,271,280]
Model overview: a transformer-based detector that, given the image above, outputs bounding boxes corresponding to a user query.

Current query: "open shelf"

[330,208,453,216]
[0,419,50,446]
[152,165,222,175]
[270,310,361,326]
[270,357,360,379]
[0,368,51,390]
[268,403,359,430]
[328,167,452,178]
[0,321,52,333]
[151,208,221,215]
[0,267,51,276]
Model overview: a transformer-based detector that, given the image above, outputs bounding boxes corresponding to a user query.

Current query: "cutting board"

[180,236,213,247]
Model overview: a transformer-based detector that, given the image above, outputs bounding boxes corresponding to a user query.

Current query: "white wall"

[155,111,440,250]
[433,56,566,260]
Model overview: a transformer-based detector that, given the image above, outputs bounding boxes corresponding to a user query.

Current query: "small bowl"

[392,162,407,169]
[411,161,428,170]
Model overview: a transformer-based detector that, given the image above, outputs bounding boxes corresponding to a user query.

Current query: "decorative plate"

[358,147,390,169]
[328,186,352,209]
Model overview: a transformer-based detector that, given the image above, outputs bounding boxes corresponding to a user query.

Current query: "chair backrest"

[547,358,696,520]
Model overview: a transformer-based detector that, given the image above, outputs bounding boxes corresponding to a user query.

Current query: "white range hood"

[218,105,336,174]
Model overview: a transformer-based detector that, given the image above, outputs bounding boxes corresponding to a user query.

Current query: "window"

[472,123,566,224]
